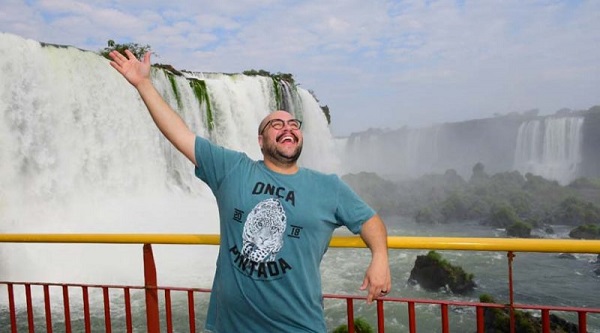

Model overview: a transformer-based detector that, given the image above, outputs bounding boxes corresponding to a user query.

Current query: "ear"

[258,134,264,149]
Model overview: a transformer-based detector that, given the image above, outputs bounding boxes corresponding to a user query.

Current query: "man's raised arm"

[109,50,197,165]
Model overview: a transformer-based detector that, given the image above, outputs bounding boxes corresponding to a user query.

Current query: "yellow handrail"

[0,234,599,253]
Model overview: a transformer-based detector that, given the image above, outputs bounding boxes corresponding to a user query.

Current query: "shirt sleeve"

[194,136,246,191]
[334,176,376,235]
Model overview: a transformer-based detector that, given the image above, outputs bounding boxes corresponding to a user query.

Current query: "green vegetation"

[243,69,295,85]
[425,251,475,293]
[189,79,214,131]
[440,192,468,222]
[309,90,331,124]
[545,196,600,225]
[343,163,600,238]
[506,221,532,238]
[98,40,153,60]
[332,318,374,333]
[409,251,475,294]
[415,207,435,224]
[243,70,294,115]
[569,224,600,239]
[166,73,182,109]
[479,294,577,332]
[99,40,332,126]
[272,77,284,110]
[488,204,521,228]
[242,69,296,110]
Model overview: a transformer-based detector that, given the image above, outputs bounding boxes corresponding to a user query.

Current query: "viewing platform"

[1,234,599,332]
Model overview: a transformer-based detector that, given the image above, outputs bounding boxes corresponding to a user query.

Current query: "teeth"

[280,135,294,143]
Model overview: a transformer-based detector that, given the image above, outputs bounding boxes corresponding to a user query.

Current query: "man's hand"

[109,49,151,88]
[358,214,392,304]
[360,256,392,304]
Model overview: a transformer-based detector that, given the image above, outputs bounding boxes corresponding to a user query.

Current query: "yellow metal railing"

[1,234,599,253]
[2,234,600,333]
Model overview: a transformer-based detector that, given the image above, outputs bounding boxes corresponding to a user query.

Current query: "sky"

[1,0,599,136]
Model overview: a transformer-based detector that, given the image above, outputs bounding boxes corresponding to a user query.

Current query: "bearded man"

[109,50,391,333]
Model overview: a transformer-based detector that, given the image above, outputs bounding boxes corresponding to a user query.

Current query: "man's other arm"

[359,214,392,304]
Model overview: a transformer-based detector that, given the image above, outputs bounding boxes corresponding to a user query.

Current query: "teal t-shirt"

[194,136,375,333]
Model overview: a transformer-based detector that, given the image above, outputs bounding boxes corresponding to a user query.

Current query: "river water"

[322,217,600,332]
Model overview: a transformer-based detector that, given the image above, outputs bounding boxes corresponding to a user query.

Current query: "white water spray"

[342,125,441,179]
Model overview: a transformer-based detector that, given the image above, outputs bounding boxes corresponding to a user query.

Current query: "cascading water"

[0,32,338,290]
[513,117,584,185]
[342,125,441,179]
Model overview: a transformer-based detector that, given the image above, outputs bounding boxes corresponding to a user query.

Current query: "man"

[109,49,391,333]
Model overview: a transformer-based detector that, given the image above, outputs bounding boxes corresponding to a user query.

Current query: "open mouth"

[277,134,297,144]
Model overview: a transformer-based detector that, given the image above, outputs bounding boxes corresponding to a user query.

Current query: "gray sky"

[1,0,599,136]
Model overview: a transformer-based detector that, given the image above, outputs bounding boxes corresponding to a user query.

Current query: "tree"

[440,192,468,222]
[99,40,154,61]
[488,204,521,227]
[470,162,489,185]
[506,221,532,238]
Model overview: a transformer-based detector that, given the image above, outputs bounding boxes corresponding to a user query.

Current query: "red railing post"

[346,298,355,333]
[82,286,91,333]
[377,299,385,333]
[143,244,160,333]
[103,286,112,333]
[578,311,587,333]
[43,284,53,333]
[63,285,72,333]
[124,288,133,333]
[25,284,34,333]
[187,290,196,332]
[476,306,485,333]
[541,309,550,333]
[8,283,17,333]
[408,301,416,333]
[507,251,516,333]
[441,303,449,333]
[165,289,173,333]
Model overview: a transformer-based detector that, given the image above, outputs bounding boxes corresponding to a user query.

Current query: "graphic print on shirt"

[242,198,286,262]
[229,198,292,280]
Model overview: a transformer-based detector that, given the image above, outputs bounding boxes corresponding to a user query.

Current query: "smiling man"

[258,113,303,173]
[109,49,391,333]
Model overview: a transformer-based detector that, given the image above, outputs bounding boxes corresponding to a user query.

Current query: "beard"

[262,134,303,166]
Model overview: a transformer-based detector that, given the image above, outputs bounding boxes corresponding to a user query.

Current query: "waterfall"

[342,125,441,179]
[0,32,338,286]
[513,117,584,184]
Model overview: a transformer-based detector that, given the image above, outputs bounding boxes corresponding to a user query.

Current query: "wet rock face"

[408,252,476,294]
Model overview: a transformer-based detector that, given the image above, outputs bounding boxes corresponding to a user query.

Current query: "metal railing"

[1,234,600,332]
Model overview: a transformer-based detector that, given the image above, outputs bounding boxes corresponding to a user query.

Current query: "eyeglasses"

[259,118,302,134]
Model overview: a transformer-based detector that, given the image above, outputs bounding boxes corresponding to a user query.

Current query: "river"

[321,216,600,332]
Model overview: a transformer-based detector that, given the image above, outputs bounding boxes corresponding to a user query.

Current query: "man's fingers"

[367,292,374,304]
[109,50,125,63]
[124,49,136,60]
